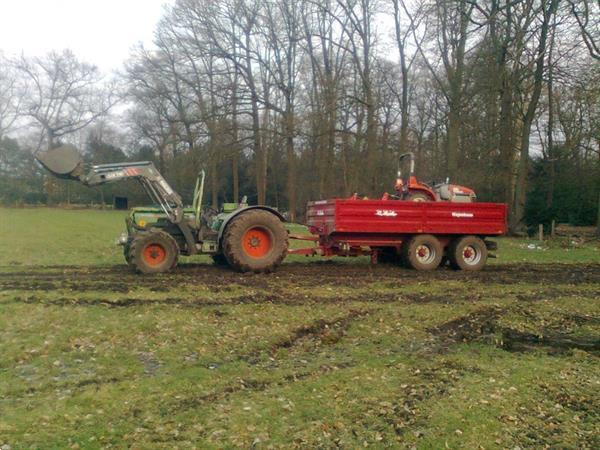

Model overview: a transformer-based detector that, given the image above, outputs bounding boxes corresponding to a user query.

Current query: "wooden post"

[538,224,544,242]
[551,220,555,238]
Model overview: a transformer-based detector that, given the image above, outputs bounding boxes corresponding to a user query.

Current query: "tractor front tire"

[128,230,179,274]
[448,235,487,271]
[222,210,288,273]
[402,234,443,270]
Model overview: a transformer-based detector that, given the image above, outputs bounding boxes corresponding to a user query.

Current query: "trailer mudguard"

[217,206,285,243]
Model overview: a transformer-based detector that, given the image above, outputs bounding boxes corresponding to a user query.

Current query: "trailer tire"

[129,230,179,274]
[448,236,487,271]
[222,210,288,273]
[402,234,443,270]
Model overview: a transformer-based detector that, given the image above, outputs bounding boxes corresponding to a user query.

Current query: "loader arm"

[82,161,184,224]
[36,144,199,254]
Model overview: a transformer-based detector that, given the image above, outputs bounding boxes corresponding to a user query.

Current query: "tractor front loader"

[36,145,288,274]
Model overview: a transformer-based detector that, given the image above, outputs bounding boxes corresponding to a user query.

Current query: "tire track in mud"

[1,263,598,293]
[429,306,600,355]
[8,292,451,308]
[167,309,370,414]
[7,284,599,310]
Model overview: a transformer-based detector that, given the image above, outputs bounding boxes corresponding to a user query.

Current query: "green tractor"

[36,145,288,274]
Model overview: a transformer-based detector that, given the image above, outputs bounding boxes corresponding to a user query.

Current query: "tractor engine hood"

[35,144,85,180]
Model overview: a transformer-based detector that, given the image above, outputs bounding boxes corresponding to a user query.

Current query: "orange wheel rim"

[242,227,272,258]
[143,244,167,266]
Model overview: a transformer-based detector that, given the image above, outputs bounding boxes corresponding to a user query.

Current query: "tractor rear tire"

[222,210,288,273]
[402,234,443,270]
[448,235,487,271]
[128,230,179,274]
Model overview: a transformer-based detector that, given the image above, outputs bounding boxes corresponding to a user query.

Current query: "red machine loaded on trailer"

[290,153,508,271]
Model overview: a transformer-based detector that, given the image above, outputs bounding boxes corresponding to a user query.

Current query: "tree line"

[0,0,598,231]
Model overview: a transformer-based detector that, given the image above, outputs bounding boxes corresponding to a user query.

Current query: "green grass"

[0,207,598,449]
[1,207,598,267]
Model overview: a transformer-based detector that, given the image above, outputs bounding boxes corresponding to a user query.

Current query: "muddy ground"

[2,261,598,294]
[1,262,599,448]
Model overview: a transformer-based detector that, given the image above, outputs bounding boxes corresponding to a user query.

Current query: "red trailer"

[290,199,507,271]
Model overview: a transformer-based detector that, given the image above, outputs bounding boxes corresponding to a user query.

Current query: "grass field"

[0,207,598,449]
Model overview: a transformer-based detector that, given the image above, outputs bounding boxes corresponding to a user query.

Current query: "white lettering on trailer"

[452,212,474,218]
[313,200,328,204]
[376,209,398,217]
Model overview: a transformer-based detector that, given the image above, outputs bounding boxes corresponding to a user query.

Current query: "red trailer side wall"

[307,199,507,236]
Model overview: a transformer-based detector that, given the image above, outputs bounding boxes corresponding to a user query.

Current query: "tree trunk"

[210,151,218,209]
[546,13,556,210]
[510,0,558,231]
[284,105,296,222]
[231,80,240,203]
[446,105,460,180]
[499,74,515,205]
[392,0,410,157]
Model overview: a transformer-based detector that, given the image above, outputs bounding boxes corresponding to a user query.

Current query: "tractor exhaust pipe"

[35,144,85,180]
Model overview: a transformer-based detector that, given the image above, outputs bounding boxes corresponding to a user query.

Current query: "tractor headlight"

[116,232,129,246]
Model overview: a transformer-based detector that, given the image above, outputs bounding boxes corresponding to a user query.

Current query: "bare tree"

[258,0,302,219]
[331,0,379,193]
[568,0,600,60]
[390,0,420,157]
[302,0,349,197]
[15,50,119,150]
[0,54,23,141]
[512,0,559,230]
[0,54,25,177]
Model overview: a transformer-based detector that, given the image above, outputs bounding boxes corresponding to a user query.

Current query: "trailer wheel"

[222,210,288,273]
[402,234,443,270]
[449,236,487,271]
[129,230,179,274]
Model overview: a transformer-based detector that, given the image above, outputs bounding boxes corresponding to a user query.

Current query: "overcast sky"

[0,0,173,72]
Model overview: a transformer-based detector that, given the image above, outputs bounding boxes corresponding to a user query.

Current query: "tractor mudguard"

[217,206,285,244]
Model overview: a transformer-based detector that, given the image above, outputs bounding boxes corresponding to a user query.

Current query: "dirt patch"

[10,289,484,309]
[270,309,370,353]
[432,307,600,355]
[501,329,600,354]
[431,307,502,343]
[1,263,598,295]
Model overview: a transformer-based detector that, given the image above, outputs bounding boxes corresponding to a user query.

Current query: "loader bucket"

[35,144,84,180]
